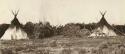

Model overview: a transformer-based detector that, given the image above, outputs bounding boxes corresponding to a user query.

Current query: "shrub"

[78,49,87,54]
[0,48,14,54]
[60,48,72,54]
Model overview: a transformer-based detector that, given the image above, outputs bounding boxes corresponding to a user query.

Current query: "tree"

[24,22,35,39]
[0,24,9,38]
[61,23,80,37]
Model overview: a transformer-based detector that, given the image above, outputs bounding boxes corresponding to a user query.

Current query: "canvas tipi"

[89,11,123,37]
[1,10,28,40]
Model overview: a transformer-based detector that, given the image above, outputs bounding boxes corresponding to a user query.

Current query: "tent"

[89,11,124,37]
[1,10,28,40]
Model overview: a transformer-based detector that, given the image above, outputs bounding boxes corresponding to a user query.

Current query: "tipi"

[1,10,28,40]
[89,11,123,37]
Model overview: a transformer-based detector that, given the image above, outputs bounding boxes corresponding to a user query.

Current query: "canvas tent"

[89,11,124,37]
[1,10,28,40]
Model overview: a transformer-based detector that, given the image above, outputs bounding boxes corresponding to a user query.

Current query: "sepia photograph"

[0,0,125,54]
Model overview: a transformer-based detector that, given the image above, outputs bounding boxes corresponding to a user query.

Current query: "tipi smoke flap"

[89,11,124,37]
[1,10,28,40]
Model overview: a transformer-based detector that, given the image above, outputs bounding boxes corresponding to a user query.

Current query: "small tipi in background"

[1,10,28,40]
[89,11,124,37]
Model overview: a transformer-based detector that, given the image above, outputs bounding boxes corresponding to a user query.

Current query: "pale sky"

[0,0,125,25]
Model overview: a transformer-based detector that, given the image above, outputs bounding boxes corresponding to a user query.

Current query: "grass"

[0,35,125,54]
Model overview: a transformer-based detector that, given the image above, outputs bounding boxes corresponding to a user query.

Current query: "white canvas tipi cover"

[1,11,28,40]
[1,27,28,40]
[90,26,117,37]
[89,12,118,37]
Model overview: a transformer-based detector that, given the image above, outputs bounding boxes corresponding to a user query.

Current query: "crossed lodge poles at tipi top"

[0,10,29,40]
[89,11,124,37]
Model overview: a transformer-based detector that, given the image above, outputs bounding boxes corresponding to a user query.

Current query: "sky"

[0,0,125,25]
